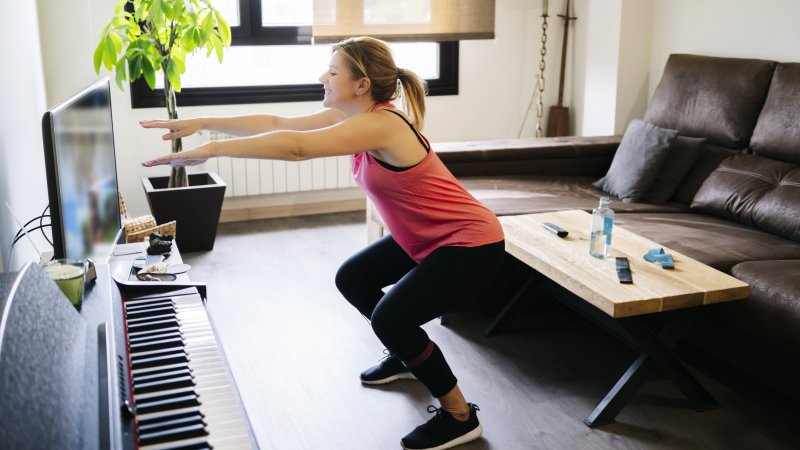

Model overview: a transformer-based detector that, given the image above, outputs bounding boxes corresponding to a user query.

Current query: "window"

[130,0,458,108]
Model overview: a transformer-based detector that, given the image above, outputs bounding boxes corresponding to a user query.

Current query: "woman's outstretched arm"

[139,108,347,140]
[142,110,398,167]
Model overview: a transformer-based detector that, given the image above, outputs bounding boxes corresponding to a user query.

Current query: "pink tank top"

[352,104,504,262]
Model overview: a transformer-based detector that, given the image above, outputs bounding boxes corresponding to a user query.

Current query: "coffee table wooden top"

[499,210,750,318]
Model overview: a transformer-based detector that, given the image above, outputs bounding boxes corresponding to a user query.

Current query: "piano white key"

[129,293,253,449]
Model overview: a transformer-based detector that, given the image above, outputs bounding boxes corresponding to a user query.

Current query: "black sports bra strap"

[381,108,430,152]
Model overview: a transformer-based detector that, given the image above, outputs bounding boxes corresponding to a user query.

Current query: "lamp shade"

[312,0,495,43]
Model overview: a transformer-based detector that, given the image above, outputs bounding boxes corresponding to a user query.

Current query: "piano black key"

[131,351,188,370]
[138,408,204,429]
[128,327,182,340]
[135,367,193,384]
[135,374,195,394]
[135,391,200,415]
[130,336,185,353]
[125,297,175,308]
[138,423,208,447]
[133,362,191,378]
[140,438,211,450]
[132,346,189,360]
[127,312,178,326]
[129,329,183,343]
[127,318,180,333]
[126,305,177,320]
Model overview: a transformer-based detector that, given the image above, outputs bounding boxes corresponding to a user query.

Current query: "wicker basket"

[122,215,157,241]
[126,220,177,244]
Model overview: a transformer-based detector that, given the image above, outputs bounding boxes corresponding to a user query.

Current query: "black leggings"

[335,235,505,397]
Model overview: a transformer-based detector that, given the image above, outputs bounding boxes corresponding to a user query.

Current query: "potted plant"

[94,0,231,251]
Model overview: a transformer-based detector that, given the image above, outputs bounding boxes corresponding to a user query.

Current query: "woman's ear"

[358,77,371,94]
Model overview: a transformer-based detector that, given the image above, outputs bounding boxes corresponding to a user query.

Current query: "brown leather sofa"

[366,54,800,402]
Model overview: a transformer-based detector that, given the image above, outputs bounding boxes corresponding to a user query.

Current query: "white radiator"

[195,131,365,222]
[202,131,358,198]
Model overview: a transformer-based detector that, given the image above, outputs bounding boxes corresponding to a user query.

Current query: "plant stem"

[164,78,187,188]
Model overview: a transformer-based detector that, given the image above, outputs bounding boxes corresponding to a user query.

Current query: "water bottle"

[590,196,614,259]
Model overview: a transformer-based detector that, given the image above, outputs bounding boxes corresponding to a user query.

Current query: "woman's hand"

[142,144,214,167]
[140,118,205,140]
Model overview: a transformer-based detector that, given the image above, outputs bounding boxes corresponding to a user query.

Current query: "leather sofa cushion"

[686,260,800,403]
[644,135,706,204]
[644,54,776,148]
[725,260,800,355]
[613,213,800,272]
[691,154,800,242]
[750,63,800,164]
[435,136,620,178]
[592,119,677,203]
[672,145,740,205]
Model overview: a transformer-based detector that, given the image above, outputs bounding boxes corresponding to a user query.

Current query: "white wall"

[649,0,800,98]
[0,0,49,271]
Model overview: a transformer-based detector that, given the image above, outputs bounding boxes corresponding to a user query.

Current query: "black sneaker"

[360,350,417,385]
[401,403,482,450]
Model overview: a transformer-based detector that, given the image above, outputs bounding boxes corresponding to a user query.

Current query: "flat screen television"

[41,78,122,262]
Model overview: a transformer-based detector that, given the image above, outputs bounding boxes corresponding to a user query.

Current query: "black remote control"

[616,257,633,284]
[542,222,569,238]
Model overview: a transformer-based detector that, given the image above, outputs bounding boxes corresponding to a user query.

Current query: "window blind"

[312,0,495,43]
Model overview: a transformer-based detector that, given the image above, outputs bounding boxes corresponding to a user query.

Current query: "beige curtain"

[312,0,495,43]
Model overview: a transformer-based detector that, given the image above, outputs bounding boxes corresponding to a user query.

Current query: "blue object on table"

[643,248,675,269]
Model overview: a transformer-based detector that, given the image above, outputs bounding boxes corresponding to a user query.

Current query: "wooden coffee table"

[490,209,749,426]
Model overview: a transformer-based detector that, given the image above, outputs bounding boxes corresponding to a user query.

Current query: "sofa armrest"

[434,135,621,178]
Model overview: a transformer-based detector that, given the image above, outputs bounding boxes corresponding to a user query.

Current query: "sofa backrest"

[749,62,800,164]
[644,54,777,149]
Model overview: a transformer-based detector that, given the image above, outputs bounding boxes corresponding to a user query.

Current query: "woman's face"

[319,50,361,109]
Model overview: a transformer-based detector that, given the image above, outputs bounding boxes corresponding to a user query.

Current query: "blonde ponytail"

[332,36,429,130]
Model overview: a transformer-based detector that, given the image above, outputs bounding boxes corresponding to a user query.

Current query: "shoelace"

[380,348,393,362]
[426,405,445,417]
[425,403,480,421]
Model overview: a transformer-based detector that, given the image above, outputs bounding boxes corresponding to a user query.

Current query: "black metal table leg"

[584,310,719,427]
[584,353,649,427]
[619,315,719,411]
[485,271,542,336]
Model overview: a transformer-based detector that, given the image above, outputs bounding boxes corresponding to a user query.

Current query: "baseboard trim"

[219,188,366,223]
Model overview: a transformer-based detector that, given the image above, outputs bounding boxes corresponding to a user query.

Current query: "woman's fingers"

[142,149,209,168]
[140,119,200,140]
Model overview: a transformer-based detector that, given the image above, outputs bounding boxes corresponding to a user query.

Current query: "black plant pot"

[142,171,227,252]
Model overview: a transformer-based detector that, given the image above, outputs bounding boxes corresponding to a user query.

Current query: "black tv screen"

[41,78,122,261]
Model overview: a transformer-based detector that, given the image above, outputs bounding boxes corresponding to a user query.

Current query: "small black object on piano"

[146,238,172,256]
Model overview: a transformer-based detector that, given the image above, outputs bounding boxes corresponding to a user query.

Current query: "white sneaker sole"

[361,372,417,385]
[401,423,483,450]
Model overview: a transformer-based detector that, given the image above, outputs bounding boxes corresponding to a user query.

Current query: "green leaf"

[114,58,127,90]
[201,11,214,38]
[213,38,223,63]
[103,35,117,70]
[128,53,143,80]
[134,0,145,21]
[142,63,156,90]
[171,49,186,73]
[181,31,197,53]
[93,42,104,74]
[150,0,164,25]
[166,59,181,92]
[215,10,231,46]
[170,0,184,20]
[114,0,127,14]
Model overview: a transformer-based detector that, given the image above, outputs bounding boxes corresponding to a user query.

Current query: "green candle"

[45,261,86,310]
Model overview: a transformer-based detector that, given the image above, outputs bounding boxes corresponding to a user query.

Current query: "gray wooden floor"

[185,212,799,450]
